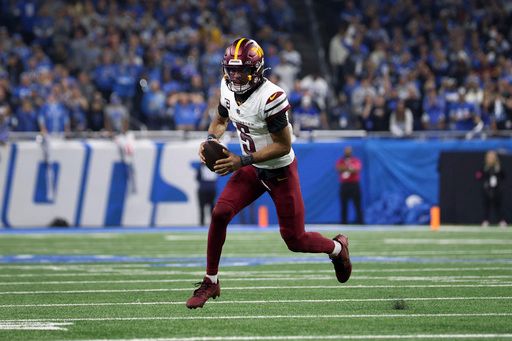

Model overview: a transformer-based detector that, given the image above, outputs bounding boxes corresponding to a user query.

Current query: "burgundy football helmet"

[222,38,265,94]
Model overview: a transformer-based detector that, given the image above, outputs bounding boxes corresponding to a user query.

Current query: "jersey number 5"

[235,122,256,154]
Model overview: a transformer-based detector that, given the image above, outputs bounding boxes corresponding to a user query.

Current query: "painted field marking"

[357,250,512,256]
[1,296,511,308]
[1,266,511,278]
[3,250,512,261]
[0,264,150,270]
[68,334,512,341]
[0,321,72,330]
[165,235,272,241]
[384,238,512,245]
[2,313,512,322]
[2,275,512,286]
[2,283,512,295]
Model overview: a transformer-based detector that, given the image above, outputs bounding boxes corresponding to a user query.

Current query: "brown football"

[202,140,228,171]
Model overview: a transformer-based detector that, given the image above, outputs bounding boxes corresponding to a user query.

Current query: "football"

[202,140,228,171]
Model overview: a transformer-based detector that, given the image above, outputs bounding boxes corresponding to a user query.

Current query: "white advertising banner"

[0,139,204,228]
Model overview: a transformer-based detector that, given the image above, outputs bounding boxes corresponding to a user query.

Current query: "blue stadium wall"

[0,138,511,228]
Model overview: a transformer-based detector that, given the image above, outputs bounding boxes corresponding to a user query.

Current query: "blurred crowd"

[1,0,511,140]
[0,0,297,140]
[326,0,512,136]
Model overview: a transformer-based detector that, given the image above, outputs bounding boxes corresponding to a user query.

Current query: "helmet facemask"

[223,65,261,94]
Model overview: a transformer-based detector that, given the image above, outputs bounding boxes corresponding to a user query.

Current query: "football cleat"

[186,277,221,309]
[330,234,352,283]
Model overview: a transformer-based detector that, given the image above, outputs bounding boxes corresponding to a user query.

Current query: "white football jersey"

[220,78,295,169]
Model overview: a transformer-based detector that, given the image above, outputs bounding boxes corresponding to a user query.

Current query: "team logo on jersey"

[267,91,283,104]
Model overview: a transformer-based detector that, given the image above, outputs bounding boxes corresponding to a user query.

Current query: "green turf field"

[0,226,511,340]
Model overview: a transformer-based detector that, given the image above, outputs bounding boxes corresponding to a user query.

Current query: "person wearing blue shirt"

[141,80,167,130]
[13,72,34,102]
[173,92,202,130]
[448,90,479,131]
[292,95,325,131]
[93,52,117,99]
[14,98,38,131]
[38,93,70,135]
[0,104,12,144]
[422,85,446,130]
[113,60,142,104]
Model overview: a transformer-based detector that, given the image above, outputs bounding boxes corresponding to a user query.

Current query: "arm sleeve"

[218,103,229,118]
[265,110,289,133]
[264,90,291,133]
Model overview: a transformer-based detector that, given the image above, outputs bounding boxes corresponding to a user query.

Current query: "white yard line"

[3,249,512,260]
[0,321,72,331]
[360,250,512,256]
[2,283,512,295]
[0,264,150,270]
[70,334,512,341]
[384,238,512,245]
[3,313,512,322]
[2,275,512,286]
[0,266,510,278]
[1,296,511,308]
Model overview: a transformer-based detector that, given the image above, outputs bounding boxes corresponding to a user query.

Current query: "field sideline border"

[0,224,509,235]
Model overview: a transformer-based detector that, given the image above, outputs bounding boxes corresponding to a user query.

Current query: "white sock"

[206,274,218,284]
[330,241,342,257]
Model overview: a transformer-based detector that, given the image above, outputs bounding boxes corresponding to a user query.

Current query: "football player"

[186,38,352,309]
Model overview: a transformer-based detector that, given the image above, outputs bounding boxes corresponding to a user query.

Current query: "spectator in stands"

[351,77,376,118]
[287,80,304,109]
[331,93,357,130]
[14,98,38,132]
[360,95,388,132]
[292,94,327,132]
[141,80,167,130]
[273,53,300,95]
[0,103,12,143]
[300,72,329,111]
[484,80,512,131]
[38,91,70,136]
[344,34,368,79]
[94,50,117,100]
[12,72,33,104]
[113,56,142,110]
[447,89,480,131]
[77,71,95,104]
[329,23,350,92]
[66,86,88,132]
[104,93,129,135]
[172,92,202,131]
[281,41,301,71]
[465,76,484,110]
[87,92,106,132]
[476,150,507,228]
[389,99,413,137]
[336,145,364,225]
[422,84,446,130]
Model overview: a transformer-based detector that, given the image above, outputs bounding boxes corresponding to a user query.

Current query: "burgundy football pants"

[206,158,335,275]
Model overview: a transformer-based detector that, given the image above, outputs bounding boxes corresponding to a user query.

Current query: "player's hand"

[213,149,242,176]
[199,137,220,164]
[198,141,207,164]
